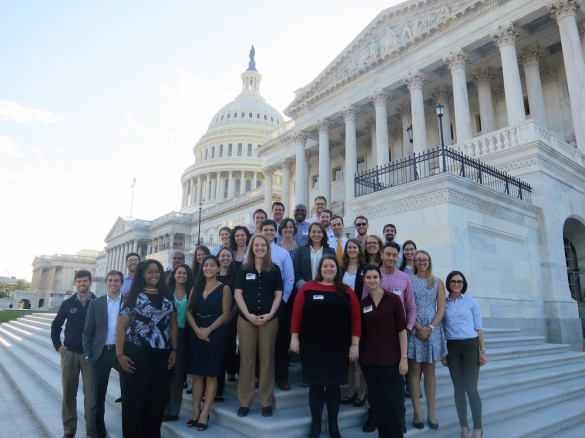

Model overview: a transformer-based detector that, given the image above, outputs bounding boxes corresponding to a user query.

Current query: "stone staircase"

[0,313,584,438]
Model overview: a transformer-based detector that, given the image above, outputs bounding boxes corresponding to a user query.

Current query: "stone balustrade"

[265,119,295,141]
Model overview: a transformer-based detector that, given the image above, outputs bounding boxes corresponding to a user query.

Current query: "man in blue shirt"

[319,209,335,241]
[51,270,96,438]
[120,253,140,297]
[260,220,294,390]
[292,204,310,246]
[383,224,403,267]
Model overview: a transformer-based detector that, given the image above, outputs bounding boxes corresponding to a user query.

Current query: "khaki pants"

[61,349,93,437]
[237,316,278,408]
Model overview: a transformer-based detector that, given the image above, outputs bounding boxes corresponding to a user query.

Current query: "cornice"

[285,0,506,118]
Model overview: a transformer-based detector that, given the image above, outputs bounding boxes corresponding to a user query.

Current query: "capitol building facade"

[95,0,585,348]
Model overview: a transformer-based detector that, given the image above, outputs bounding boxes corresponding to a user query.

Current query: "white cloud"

[121,112,145,129]
[0,135,25,157]
[52,148,67,155]
[0,100,60,124]
[33,146,44,158]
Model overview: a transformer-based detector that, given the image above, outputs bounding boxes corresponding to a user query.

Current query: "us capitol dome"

[180,47,285,213]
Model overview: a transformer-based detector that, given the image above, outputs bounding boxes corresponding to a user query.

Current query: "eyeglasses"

[450,280,464,285]
[126,259,140,264]
[414,259,430,263]
[355,222,367,227]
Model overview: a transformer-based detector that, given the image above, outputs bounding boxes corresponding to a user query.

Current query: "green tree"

[15,279,30,290]
[0,282,15,298]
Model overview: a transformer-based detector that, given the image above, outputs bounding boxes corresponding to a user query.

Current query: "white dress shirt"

[105,293,121,345]
[270,243,294,302]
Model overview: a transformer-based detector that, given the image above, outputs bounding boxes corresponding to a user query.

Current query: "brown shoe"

[277,380,291,391]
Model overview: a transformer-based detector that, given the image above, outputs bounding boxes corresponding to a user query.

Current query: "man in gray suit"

[83,270,123,438]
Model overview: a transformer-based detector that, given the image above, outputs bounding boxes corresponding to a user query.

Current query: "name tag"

[313,295,324,300]
[246,273,256,280]
[393,288,402,295]
[303,230,308,235]
[363,305,373,313]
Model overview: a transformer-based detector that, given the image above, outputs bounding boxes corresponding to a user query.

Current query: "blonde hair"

[242,234,273,272]
[412,250,434,289]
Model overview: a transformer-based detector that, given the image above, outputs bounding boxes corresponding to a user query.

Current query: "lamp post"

[197,202,203,245]
[436,104,446,172]
[407,125,413,144]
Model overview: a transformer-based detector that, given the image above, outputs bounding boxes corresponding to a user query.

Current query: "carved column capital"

[443,49,469,71]
[518,44,543,68]
[396,101,412,119]
[403,70,428,90]
[389,127,402,139]
[369,89,390,107]
[280,158,293,170]
[264,166,275,176]
[470,67,495,86]
[491,84,506,103]
[540,63,559,84]
[579,20,585,41]
[315,118,333,133]
[547,0,580,22]
[292,130,307,143]
[362,139,372,151]
[490,22,521,49]
[365,118,376,131]
[305,151,312,161]
[340,104,361,121]
[430,85,453,103]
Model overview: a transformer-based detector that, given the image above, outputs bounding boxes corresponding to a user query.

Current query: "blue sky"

[0,0,398,280]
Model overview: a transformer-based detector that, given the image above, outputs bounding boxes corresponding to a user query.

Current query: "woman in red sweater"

[291,255,361,438]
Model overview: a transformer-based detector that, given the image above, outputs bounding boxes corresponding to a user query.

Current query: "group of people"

[51,196,486,438]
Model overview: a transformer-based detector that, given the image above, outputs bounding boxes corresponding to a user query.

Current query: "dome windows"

[241,112,245,117]
[237,143,243,156]
[277,119,280,124]
[221,115,224,120]
[264,115,267,120]
[245,179,251,192]
[256,113,260,119]
[219,144,224,157]
[247,144,252,156]
[228,144,233,156]
[271,117,274,122]
[205,148,208,160]
[234,112,237,118]
[249,112,252,118]
[211,146,216,159]
[227,114,230,119]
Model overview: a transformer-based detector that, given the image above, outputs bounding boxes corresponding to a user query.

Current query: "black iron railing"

[355,146,532,203]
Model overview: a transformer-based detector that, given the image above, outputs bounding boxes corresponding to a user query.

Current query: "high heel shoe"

[340,391,357,405]
[413,419,424,429]
[328,420,341,438]
[308,420,322,438]
[197,413,210,431]
[353,394,367,407]
[187,413,200,428]
[427,416,439,430]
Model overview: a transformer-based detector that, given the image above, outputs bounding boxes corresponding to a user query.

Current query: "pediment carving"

[285,0,495,117]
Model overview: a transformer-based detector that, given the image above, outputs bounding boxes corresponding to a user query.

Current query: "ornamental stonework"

[517,44,543,67]
[490,22,521,49]
[470,67,495,86]
[443,49,470,71]
[547,0,580,22]
[403,70,429,90]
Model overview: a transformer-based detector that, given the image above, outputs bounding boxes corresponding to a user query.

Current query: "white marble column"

[181,183,185,207]
[492,85,507,129]
[340,105,360,201]
[116,245,122,271]
[580,21,585,57]
[293,131,307,206]
[430,86,454,145]
[316,119,332,203]
[195,176,201,204]
[122,242,129,272]
[470,68,497,134]
[366,119,377,165]
[105,249,111,272]
[253,172,258,190]
[518,44,548,129]
[444,49,472,143]
[397,102,413,157]
[240,171,245,195]
[403,70,429,154]
[548,0,585,151]
[227,171,235,199]
[389,127,403,161]
[281,159,292,213]
[211,175,217,201]
[491,22,526,127]
[305,152,311,207]
[369,90,390,166]
[133,240,138,253]
[188,178,193,205]
[264,166,274,213]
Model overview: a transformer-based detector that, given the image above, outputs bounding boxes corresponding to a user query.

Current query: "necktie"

[336,239,343,263]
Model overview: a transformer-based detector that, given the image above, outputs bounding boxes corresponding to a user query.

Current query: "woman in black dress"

[291,255,361,438]
[115,260,178,438]
[185,255,232,430]
[191,245,210,280]
[216,246,240,400]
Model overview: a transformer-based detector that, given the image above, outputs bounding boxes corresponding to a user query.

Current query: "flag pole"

[130,175,135,218]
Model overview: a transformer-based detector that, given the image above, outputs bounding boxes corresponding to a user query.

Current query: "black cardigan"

[293,246,336,290]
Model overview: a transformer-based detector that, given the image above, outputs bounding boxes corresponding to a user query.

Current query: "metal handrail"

[355,146,532,203]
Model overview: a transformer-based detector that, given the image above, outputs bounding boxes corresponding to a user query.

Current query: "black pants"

[120,343,171,438]
[90,347,121,438]
[217,317,239,396]
[361,362,404,438]
[275,300,290,382]
[309,384,341,423]
[446,339,482,429]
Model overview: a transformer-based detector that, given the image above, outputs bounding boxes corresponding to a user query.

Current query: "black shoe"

[215,395,225,402]
[196,413,210,431]
[308,421,322,438]
[413,419,424,429]
[363,412,377,433]
[227,374,236,382]
[427,417,439,430]
[186,388,192,394]
[237,407,249,417]
[328,420,341,438]
[353,394,367,407]
[114,396,121,403]
[262,406,273,417]
[341,391,357,405]
[183,382,188,388]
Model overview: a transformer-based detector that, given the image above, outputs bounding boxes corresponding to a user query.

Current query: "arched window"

[212,146,215,159]
[249,112,252,118]
[277,119,280,124]
[257,113,260,119]
[227,113,230,119]
[271,117,274,122]
[238,143,242,156]
[256,179,262,188]
[221,115,224,120]
[257,145,262,157]
[247,144,252,156]
[205,148,208,160]
[228,144,232,156]
[224,179,229,198]
[234,112,237,118]
[264,115,267,120]
[241,112,245,118]
[235,179,241,195]
[219,145,224,157]
[245,179,251,192]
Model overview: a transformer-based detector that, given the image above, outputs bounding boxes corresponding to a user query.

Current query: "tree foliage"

[0,279,30,298]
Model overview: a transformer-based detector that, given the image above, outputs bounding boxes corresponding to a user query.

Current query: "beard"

[386,235,394,242]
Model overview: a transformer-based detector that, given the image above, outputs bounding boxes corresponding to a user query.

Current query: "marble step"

[24,314,55,325]
[481,327,521,337]
[542,416,585,438]
[28,312,57,320]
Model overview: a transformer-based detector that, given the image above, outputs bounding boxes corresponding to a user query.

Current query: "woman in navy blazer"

[293,222,335,290]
